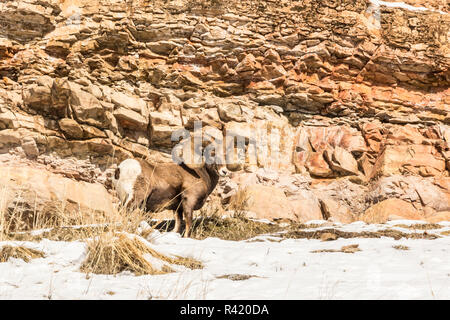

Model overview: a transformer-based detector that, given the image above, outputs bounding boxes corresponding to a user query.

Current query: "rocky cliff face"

[0,0,449,225]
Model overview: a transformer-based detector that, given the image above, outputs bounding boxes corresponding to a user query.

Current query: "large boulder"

[361,199,423,224]
[110,91,148,114]
[0,166,117,231]
[68,84,109,128]
[231,185,295,221]
[324,146,359,176]
[370,145,446,178]
[113,107,148,131]
[424,211,450,223]
[306,152,333,177]
[289,190,324,222]
[319,197,355,224]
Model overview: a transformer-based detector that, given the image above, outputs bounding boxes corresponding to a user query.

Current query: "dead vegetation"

[151,191,282,241]
[0,193,120,235]
[282,228,439,240]
[1,194,444,244]
[1,177,447,281]
[227,188,251,217]
[216,274,261,281]
[2,198,205,276]
[0,245,45,262]
[191,190,282,240]
[81,233,172,275]
[392,245,410,250]
[290,222,329,229]
[320,232,338,241]
[80,233,203,275]
[393,223,442,230]
[311,244,361,254]
[152,215,282,241]
[199,194,228,217]
[2,202,154,242]
[7,225,113,242]
[193,216,281,241]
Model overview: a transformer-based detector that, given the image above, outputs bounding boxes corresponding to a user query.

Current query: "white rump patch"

[113,159,142,207]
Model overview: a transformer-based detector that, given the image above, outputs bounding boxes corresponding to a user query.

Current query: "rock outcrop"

[0,0,449,224]
[0,166,116,230]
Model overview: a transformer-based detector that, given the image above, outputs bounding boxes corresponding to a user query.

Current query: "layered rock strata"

[0,0,449,224]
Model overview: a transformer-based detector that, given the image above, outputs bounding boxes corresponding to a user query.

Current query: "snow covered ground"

[0,220,449,300]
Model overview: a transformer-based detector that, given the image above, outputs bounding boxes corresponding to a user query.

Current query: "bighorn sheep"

[112,133,229,237]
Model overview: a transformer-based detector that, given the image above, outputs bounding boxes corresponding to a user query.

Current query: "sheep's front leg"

[174,206,183,234]
[181,197,194,238]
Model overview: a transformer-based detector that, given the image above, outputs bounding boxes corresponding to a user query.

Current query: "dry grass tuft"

[393,223,442,230]
[440,230,450,236]
[2,201,156,242]
[216,274,261,281]
[0,176,158,238]
[80,233,202,275]
[41,225,111,241]
[393,245,410,250]
[198,194,228,218]
[7,225,112,242]
[289,222,329,229]
[311,244,361,254]
[170,255,204,270]
[227,188,251,217]
[0,245,45,262]
[320,232,338,241]
[191,216,282,241]
[283,227,439,240]
[0,194,120,235]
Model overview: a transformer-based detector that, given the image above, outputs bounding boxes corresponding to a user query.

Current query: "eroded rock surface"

[0,0,449,223]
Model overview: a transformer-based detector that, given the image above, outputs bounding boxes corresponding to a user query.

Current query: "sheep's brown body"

[114,158,224,237]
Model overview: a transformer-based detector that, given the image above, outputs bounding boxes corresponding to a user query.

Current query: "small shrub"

[0,245,45,262]
[393,245,410,250]
[80,233,202,275]
[191,216,281,241]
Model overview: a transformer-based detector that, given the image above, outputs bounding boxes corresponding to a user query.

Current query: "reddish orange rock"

[370,145,446,178]
[361,199,423,224]
[425,211,450,223]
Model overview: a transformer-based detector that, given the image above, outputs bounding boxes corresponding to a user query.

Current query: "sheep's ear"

[114,168,120,180]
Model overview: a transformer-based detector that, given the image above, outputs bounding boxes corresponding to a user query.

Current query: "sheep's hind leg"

[181,197,194,238]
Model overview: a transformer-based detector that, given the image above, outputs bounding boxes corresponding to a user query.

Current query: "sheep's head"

[172,128,231,176]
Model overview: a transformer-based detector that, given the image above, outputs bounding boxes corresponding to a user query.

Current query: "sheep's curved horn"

[177,135,205,169]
